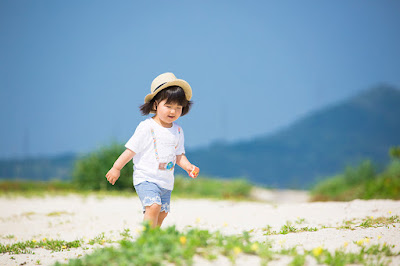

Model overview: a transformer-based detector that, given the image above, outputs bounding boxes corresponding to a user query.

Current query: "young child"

[105,72,200,228]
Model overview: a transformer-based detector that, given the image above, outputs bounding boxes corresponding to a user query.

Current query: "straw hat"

[144,72,192,103]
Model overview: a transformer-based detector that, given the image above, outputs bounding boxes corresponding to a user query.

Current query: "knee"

[146,203,161,214]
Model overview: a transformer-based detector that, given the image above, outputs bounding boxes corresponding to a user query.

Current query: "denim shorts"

[134,181,172,213]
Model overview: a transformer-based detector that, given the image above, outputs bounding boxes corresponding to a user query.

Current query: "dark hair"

[140,86,192,116]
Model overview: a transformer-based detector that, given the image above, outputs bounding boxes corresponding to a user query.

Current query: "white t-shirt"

[125,118,185,190]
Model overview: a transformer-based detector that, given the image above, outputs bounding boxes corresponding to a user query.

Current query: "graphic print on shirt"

[151,127,180,171]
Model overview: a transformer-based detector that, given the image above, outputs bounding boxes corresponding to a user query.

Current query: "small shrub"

[344,160,376,186]
[72,143,133,191]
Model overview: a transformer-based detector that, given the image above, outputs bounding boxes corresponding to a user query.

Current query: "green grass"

[56,223,273,266]
[2,217,399,265]
[173,176,253,200]
[119,228,133,240]
[311,159,400,201]
[261,215,399,236]
[51,222,400,266]
[279,221,297,235]
[262,220,318,236]
[307,244,399,266]
[0,239,83,254]
[0,176,254,200]
[0,231,120,255]
[344,215,400,230]
[0,180,77,197]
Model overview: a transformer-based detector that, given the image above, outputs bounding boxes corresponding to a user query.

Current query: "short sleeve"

[175,126,185,155]
[125,121,149,154]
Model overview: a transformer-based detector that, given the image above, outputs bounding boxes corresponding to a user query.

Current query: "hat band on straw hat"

[153,82,167,93]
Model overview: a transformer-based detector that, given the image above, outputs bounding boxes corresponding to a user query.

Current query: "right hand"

[106,167,120,185]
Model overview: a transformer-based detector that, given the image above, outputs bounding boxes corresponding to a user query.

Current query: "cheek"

[158,106,168,114]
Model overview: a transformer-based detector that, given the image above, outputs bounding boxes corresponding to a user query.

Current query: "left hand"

[188,165,200,178]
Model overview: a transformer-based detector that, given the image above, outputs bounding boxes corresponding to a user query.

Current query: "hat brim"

[144,79,192,103]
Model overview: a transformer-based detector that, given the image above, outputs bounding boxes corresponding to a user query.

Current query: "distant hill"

[0,153,76,181]
[182,85,400,188]
[1,86,400,188]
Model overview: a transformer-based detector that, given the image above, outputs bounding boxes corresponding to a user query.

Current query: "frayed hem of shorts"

[161,202,170,213]
[141,200,170,213]
[142,196,161,206]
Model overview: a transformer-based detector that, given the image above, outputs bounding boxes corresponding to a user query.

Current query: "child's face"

[154,99,183,126]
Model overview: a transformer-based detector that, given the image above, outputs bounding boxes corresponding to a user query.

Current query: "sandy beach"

[0,192,399,265]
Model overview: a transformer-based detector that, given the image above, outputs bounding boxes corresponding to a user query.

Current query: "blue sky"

[1,1,400,158]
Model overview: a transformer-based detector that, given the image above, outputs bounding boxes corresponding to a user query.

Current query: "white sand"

[0,193,399,265]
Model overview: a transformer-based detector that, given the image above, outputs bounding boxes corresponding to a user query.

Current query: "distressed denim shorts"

[134,181,171,213]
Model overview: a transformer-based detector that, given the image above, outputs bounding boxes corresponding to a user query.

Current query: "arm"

[106,148,136,185]
[176,153,200,178]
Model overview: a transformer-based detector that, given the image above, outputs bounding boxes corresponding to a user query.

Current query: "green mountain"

[184,85,400,188]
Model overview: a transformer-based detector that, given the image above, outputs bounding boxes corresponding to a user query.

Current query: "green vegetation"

[262,215,399,235]
[72,142,253,199]
[0,176,253,200]
[311,150,400,201]
[0,180,77,197]
[306,244,398,266]
[0,180,75,193]
[72,143,133,191]
[2,216,399,265]
[389,146,400,159]
[263,222,318,236]
[0,142,133,195]
[0,231,120,255]
[0,179,138,197]
[56,223,272,266]
[53,223,399,266]
[0,238,82,254]
[342,215,400,230]
[173,176,252,199]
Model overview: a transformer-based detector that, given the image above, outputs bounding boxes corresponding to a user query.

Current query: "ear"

[153,101,158,111]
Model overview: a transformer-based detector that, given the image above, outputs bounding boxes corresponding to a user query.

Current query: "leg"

[158,187,172,227]
[144,203,161,228]
[135,182,163,228]
[157,211,168,227]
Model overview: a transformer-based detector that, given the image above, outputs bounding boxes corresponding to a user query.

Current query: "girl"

[105,72,200,228]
